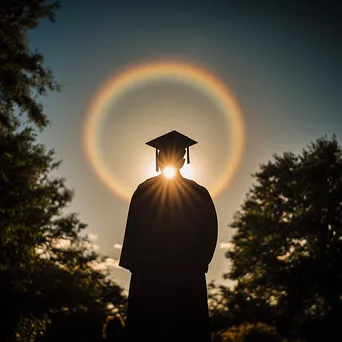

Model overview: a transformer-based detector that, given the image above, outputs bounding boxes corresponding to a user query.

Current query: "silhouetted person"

[119,130,218,342]
[102,315,126,341]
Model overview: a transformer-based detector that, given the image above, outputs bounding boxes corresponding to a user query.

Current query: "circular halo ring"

[84,61,245,201]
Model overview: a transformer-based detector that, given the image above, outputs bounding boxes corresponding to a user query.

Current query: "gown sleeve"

[119,187,142,272]
[200,187,218,272]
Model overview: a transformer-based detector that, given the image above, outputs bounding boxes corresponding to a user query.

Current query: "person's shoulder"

[138,175,162,187]
[183,177,208,193]
[133,175,162,194]
[183,178,215,210]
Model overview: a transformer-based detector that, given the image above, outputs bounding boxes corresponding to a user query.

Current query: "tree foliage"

[0,0,60,129]
[223,136,342,341]
[221,322,279,342]
[0,1,126,341]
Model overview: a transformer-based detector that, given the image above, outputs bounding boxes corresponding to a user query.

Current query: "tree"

[0,2,126,341]
[0,0,60,129]
[221,322,279,342]
[223,136,342,341]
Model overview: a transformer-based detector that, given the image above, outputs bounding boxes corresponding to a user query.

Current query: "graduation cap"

[146,130,198,172]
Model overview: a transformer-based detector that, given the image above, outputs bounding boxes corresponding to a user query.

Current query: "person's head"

[146,130,197,173]
[102,314,125,341]
[157,147,186,172]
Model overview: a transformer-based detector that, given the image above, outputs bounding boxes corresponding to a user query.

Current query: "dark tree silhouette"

[0,1,126,341]
[222,136,342,341]
[0,0,60,129]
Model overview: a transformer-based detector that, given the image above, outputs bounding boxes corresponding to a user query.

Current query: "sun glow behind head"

[163,166,176,179]
[84,60,245,201]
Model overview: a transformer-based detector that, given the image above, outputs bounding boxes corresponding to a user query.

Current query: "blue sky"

[29,0,341,289]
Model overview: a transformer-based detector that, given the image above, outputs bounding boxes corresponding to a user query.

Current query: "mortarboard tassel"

[156,149,159,172]
[186,146,190,164]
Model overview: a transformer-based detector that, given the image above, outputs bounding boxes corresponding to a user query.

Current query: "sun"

[163,166,176,179]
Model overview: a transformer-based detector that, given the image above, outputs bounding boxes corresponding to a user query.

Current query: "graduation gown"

[119,174,218,342]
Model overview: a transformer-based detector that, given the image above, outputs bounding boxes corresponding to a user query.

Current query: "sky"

[29,0,342,290]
